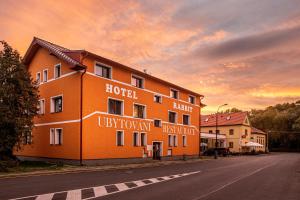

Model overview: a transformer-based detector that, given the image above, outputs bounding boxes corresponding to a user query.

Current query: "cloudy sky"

[1,0,300,114]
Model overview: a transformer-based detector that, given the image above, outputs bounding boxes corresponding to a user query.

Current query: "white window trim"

[133,132,140,146]
[94,61,112,79]
[153,118,162,127]
[168,110,178,124]
[183,135,187,147]
[188,95,196,104]
[36,72,41,84]
[116,130,124,146]
[131,73,145,89]
[170,88,179,99]
[38,99,45,115]
[183,114,190,125]
[54,63,62,79]
[108,97,124,116]
[168,134,173,147]
[54,128,63,145]
[133,103,147,119]
[50,94,63,113]
[140,132,147,146]
[153,94,162,103]
[50,128,55,145]
[173,135,178,147]
[43,69,48,83]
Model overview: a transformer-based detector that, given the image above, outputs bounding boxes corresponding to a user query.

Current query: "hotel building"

[16,37,204,164]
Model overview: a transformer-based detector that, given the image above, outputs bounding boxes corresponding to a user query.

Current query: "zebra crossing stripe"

[10,170,201,200]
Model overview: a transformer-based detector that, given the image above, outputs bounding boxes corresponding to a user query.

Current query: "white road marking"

[10,170,201,200]
[115,183,129,191]
[66,189,81,200]
[36,193,54,200]
[93,186,107,197]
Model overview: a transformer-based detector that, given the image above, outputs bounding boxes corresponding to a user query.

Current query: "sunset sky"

[1,0,300,114]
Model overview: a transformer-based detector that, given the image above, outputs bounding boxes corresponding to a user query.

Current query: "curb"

[0,158,211,179]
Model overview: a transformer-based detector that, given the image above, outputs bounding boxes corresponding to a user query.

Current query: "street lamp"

[215,103,228,159]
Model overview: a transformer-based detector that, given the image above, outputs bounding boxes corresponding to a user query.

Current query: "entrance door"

[152,142,161,160]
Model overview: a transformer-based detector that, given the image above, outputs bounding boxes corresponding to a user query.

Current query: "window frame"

[38,99,45,115]
[116,130,124,146]
[168,110,177,124]
[188,95,195,104]
[43,69,48,83]
[173,135,178,147]
[133,132,139,146]
[229,129,234,135]
[94,62,112,79]
[140,133,147,147]
[54,63,61,79]
[50,95,63,113]
[168,134,173,147]
[55,128,63,145]
[153,94,162,103]
[154,119,162,127]
[170,88,179,99]
[229,142,234,148]
[36,72,41,84]
[131,74,144,89]
[108,97,124,116]
[183,135,187,147]
[133,103,146,119]
[182,114,190,125]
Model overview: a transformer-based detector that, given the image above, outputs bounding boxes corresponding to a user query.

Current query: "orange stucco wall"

[16,48,202,161]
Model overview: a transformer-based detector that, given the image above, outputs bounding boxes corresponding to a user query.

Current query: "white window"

[38,99,45,114]
[23,132,32,145]
[54,64,61,79]
[36,72,41,84]
[95,63,111,79]
[168,134,173,147]
[133,132,139,146]
[154,94,162,103]
[50,128,55,145]
[131,75,144,88]
[170,89,178,99]
[183,114,190,125]
[50,128,62,145]
[116,131,124,146]
[133,104,146,118]
[173,135,178,147]
[189,96,195,104]
[108,98,123,115]
[141,133,146,146]
[43,69,48,82]
[154,119,162,127]
[51,95,63,113]
[168,111,177,123]
[183,135,187,147]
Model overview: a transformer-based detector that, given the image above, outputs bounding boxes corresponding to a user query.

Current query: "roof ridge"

[34,37,70,51]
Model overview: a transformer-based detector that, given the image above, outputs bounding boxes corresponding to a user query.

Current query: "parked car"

[203,148,230,157]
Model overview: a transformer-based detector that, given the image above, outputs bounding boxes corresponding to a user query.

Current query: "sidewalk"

[0,157,212,179]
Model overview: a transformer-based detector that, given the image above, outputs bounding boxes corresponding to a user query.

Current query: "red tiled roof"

[251,127,266,134]
[201,112,248,127]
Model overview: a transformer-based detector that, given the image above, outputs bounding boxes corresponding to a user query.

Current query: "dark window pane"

[109,99,122,115]
[169,112,176,123]
[183,115,189,125]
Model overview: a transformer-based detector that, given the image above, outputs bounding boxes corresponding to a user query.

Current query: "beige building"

[251,127,267,152]
[201,112,266,153]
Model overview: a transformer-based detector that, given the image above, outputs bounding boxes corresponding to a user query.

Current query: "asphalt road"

[0,153,299,200]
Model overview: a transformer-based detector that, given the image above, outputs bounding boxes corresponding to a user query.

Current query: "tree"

[0,41,39,160]
[223,107,243,113]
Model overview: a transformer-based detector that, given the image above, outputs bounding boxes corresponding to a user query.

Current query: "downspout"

[79,52,88,166]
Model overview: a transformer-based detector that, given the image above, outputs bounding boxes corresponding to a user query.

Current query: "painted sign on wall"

[106,83,138,99]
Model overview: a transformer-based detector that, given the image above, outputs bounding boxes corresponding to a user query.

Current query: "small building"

[251,127,267,152]
[201,112,252,153]
[15,37,204,164]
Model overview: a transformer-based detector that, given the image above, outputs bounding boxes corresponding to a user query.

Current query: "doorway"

[152,141,162,160]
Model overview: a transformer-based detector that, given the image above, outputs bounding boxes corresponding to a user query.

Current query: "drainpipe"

[80,68,86,166]
[79,52,88,166]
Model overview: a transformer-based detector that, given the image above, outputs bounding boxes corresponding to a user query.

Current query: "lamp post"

[215,103,228,159]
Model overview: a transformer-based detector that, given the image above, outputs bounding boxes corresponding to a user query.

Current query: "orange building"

[16,37,204,164]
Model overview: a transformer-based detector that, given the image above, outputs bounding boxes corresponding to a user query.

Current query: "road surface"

[0,153,299,200]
